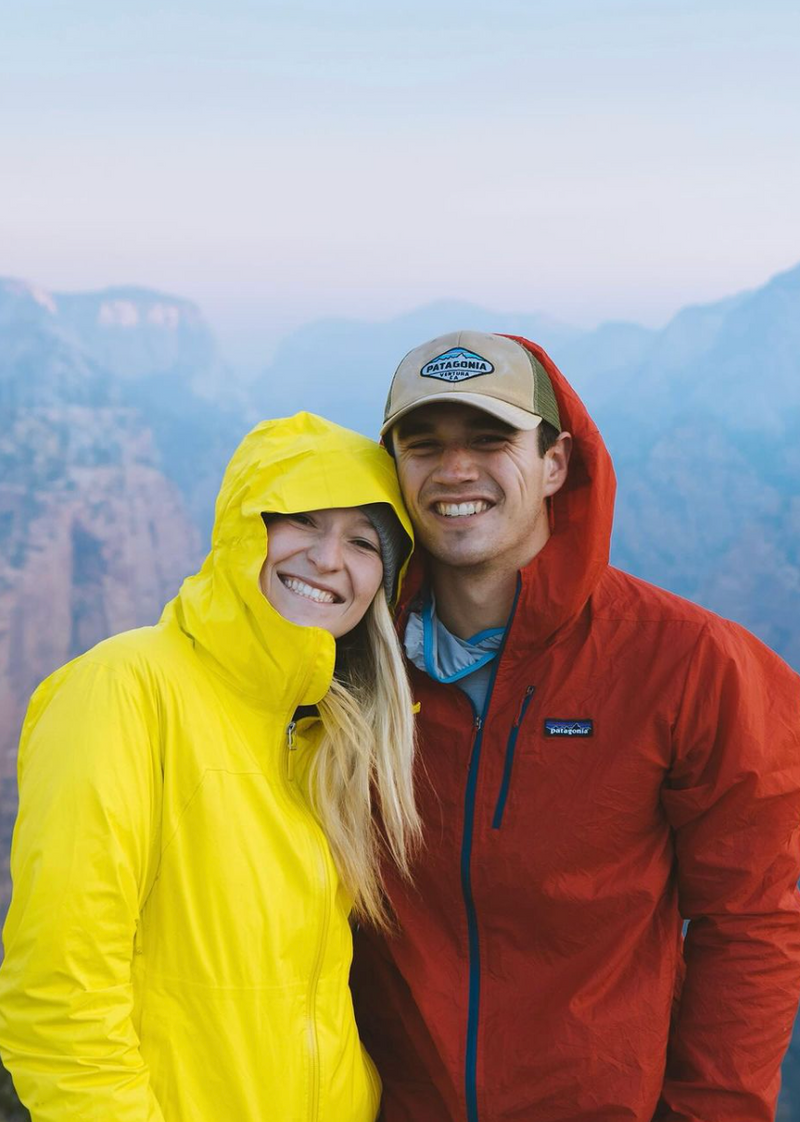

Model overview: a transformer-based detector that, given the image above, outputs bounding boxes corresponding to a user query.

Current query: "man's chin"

[422,537,496,570]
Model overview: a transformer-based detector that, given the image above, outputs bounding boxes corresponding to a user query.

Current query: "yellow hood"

[164,411,413,708]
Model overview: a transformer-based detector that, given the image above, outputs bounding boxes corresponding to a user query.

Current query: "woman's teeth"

[434,501,491,518]
[280,576,336,604]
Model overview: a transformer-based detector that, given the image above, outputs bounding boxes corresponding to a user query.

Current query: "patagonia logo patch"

[421,348,494,383]
[544,719,594,738]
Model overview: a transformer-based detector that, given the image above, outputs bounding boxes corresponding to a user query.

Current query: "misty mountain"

[0,277,247,410]
[580,263,800,437]
[0,280,111,408]
[28,282,229,396]
[0,278,248,534]
[567,263,800,668]
[248,299,582,433]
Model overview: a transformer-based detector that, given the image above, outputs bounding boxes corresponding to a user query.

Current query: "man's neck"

[430,560,520,640]
[426,511,554,640]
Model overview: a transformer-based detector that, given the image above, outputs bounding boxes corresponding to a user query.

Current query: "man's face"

[392,402,569,573]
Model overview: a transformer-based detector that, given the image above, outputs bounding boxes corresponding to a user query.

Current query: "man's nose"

[431,444,480,484]
[307,530,344,571]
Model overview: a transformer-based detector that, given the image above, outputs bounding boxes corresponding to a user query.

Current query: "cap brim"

[381,393,544,437]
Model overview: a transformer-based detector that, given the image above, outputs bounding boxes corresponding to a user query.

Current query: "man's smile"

[432,499,494,518]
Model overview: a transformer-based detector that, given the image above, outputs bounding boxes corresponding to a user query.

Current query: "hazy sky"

[2,0,799,358]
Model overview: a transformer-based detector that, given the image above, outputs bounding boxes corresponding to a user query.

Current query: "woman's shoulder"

[30,622,193,716]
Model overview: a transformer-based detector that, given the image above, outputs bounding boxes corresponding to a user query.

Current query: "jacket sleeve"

[0,657,166,1122]
[657,621,800,1122]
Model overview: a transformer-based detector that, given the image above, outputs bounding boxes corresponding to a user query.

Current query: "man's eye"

[289,513,314,527]
[474,435,507,447]
[406,440,437,452]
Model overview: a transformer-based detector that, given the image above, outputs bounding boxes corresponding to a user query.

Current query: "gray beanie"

[360,503,411,605]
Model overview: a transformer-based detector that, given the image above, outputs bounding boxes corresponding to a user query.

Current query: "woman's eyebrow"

[351,516,379,535]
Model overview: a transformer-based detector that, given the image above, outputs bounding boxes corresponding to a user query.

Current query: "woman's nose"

[308,531,344,571]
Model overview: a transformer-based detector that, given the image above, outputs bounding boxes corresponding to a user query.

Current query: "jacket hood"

[163,412,414,708]
[398,336,616,649]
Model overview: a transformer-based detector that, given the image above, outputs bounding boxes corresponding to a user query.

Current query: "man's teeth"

[435,501,491,518]
[280,577,336,604]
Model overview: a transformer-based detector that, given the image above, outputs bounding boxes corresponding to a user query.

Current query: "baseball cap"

[381,330,562,437]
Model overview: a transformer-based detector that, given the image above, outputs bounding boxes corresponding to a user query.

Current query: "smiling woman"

[0,412,420,1122]
[261,508,386,636]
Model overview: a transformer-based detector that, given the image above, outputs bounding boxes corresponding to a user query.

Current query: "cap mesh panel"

[525,351,562,431]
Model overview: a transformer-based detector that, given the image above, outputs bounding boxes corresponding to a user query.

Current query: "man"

[352,330,800,1122]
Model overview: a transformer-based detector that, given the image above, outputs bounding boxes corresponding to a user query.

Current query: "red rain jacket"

[353,337,800,1122]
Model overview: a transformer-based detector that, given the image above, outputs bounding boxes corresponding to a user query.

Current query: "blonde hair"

[309,591,421,928]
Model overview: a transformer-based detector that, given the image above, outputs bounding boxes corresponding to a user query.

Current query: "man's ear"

[543,432,572,498]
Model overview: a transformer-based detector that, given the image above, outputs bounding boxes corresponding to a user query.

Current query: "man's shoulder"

[596,566,717,627]
[596,566,795,677]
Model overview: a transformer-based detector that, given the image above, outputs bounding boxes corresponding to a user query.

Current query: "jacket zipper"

[491,686,535,829]
[461,576,523,1122]
[305,824,331,1122]
[286,719,297,780]
[461,711,485,1122]
[285,718,329,1122]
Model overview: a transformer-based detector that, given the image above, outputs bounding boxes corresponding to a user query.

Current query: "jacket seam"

[669,621,711,765]
[158,769,210,860]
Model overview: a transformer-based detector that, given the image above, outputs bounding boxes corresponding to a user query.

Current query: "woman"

[0,412,420,1122]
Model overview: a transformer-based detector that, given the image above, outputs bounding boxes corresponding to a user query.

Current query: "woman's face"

[259,508,384,638]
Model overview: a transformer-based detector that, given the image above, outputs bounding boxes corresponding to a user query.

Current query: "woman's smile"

[277,573,342,604]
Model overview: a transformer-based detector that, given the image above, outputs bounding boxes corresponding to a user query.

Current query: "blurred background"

[1,0,799,1116]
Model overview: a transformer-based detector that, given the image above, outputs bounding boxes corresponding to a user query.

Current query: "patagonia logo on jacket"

[544,719,594,737]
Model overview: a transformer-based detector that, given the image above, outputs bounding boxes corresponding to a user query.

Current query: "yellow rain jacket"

[0,412,413,1122]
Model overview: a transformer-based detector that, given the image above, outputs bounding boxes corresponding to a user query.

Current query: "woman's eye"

[353,538,380,553]
[289,514,314,527]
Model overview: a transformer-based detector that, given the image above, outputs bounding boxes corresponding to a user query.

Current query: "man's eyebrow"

[395,417,438,438]
[395,415,518,439]
[469,418,518,436]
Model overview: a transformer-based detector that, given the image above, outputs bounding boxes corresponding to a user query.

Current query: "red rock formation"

[0,406,203,782]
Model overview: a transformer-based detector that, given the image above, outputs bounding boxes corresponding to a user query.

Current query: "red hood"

[397,335,617,649]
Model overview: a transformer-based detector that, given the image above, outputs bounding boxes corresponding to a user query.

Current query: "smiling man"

[389,403,568,645]
[352,330,800,1122]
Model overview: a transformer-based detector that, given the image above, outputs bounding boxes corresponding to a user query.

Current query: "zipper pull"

[514,685,535,727]
[286,721,297,780]
[474,715,483,732]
